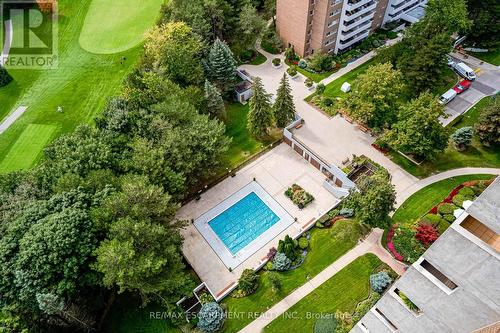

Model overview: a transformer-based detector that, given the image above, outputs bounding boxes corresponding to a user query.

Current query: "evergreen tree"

[206,38,237,96]
[273,73,296,128]
[247,77,273,137]
[0,65,12,87]
[204,80,225,118]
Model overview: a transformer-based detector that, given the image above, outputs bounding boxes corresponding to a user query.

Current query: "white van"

[439,89,457,105]
[454,62,477,81]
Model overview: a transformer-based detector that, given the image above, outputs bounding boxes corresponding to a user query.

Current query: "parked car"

[446,56,455,67]
[439,89,457,105]
[453,79,472,94]
[453,62,477,81]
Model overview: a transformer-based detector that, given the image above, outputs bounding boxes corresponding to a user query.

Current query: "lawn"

[0,0,156,173]
[248,51,267,65]
[392,174,495,227]
[222,103,280,168]
[79,0,163,54]
[388,96,500,178]
[264,254,389,333]
[471,48,500,66]
[0,124,58,173]
[221,219,368,333]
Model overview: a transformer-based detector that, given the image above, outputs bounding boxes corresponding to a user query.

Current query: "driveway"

[441,53,500,126]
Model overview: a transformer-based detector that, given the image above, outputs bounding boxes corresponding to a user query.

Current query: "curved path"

[0,19,12,66]
[395,167,500,209]
[238,228,405,333]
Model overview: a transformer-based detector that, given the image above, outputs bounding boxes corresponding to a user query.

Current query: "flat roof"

[405,5,426,20]
[467,177,500,234]
[235,80,252,93]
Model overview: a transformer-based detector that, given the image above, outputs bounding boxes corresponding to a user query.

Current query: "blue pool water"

[208,192,280,255]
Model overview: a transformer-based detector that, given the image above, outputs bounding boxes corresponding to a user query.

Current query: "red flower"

[415,224,439,246]
[386,226,404,261]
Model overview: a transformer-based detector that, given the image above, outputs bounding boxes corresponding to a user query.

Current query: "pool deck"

[177,143,340,299]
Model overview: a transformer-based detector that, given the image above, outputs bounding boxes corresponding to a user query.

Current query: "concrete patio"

[177,143,340,298]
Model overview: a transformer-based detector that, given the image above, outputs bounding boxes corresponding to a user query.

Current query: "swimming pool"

[208,192,280,255]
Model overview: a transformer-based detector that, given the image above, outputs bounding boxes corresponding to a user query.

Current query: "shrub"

[475,97,500,146]
[387,31,398,39]
[392,227,425,263]
[315,221,325,228]
[437,203,456,215]
[305,78,313,87]
[415,224,439,246]
[237,269,259,296]
[314,317,338,333]
[452,194,467,208]
[298,59,307,69]
[369,272,392,293]
[285,47,296,61]
[287,67,297,76]
[339,207,354,218]
[323,98,333,107]
[443,214,456,222]
[436,220,450,234]
[272,252,291,271]
[285,184,314,208]
[199,292,214,305]
[298,237,309,249]
[458,186,475,198]
[421,213,443,226]
[316,83,325,95]
[265,261,274,270]
[352,292,381,322]
[272,58,281,66]
[268,271,281,292]
[308,52,332,72]
[451,127,473,150]
[0,66,13,87]
[197,302,225,333]
[278,235,297,260]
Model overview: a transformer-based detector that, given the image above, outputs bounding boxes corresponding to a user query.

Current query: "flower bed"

[285,184,314,209]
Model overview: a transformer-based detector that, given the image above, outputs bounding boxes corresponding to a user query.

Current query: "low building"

[351,177,500,333]
[235,69,253,104]
[276,0,427,57]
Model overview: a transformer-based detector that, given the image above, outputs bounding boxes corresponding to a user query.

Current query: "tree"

[204,80,226,118]
[206,38,237,95]
[451,126,474,150]
[340,63,405,129]
[197,302,225,333]
[466,0,500,48]
[0,65,12,87]
[384,92,449,159]
[475,97,500,146]
[346,170,395,228]
[273,73,296,128]
[369,272,392,293]
[238,269,259,295]
[143,22,204,86]
[237,3,265,51]
[307,52,332,72]
[247,77,273,137]
[268,271,281,293]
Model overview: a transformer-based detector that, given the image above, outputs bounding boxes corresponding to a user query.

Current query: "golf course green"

[79,0,164,54]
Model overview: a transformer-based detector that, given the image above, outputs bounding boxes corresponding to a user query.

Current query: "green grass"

[0,0,155,173]
[0,124,58,173]
[222,103,279,167]
[79,0,164,54]
[264,254,386,333]
[471,48,500,66]
[221,219,368,333]
[388,96,500,178]
[392,174,495,227]
[248,51,267,65]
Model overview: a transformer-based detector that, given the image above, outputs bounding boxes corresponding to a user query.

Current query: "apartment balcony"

[344,2,377,21]
[344,10,375,27]
[339,30,370,49]
[388,0,419,16]
[341,18,372,39]
[345,0,372,12]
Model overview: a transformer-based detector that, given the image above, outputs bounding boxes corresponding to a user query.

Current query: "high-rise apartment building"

[276,0,427,56]
[350,177,500,333]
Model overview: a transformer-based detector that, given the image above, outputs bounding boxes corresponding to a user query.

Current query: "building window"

[358,322,369,333]
[331,0,342,5]
[393,288,422,315]
[420,260,458,291]
[374,308,398,332]
[310,10,314,15]
[329,9,341,16]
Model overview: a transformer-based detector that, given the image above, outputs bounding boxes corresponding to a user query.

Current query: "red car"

[453,79,472,94]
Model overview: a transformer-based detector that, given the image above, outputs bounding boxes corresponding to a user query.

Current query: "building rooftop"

[401,5,426,23]
[467,177,500,234]
[235,80,252,94]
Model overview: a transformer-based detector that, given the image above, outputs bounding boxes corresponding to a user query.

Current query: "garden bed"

[285,184,314,209]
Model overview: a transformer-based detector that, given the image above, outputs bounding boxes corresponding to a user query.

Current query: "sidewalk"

[238,228,405,333]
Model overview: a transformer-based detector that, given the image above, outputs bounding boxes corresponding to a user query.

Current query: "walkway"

[238,228,405,333]
[0,106,28,134]
[396,167,500,208]
[0,19,12,66]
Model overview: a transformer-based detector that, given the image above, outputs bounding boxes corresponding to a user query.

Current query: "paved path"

[0,106,27,134]
[238,228,405,333]
[0,19,12,66]
[395,167,500,209]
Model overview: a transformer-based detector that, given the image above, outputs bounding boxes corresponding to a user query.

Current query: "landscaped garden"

[285,184,314,208]
[264,254,397,333]
[221,218,370,333]
[387,96,500,178]
[387,174,495,263]
[0,0,159,173]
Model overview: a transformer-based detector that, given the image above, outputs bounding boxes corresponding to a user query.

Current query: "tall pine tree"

[273,73,296,128]
[206,38,237,96]
[247,77,273,137]
[204,80,225,118]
